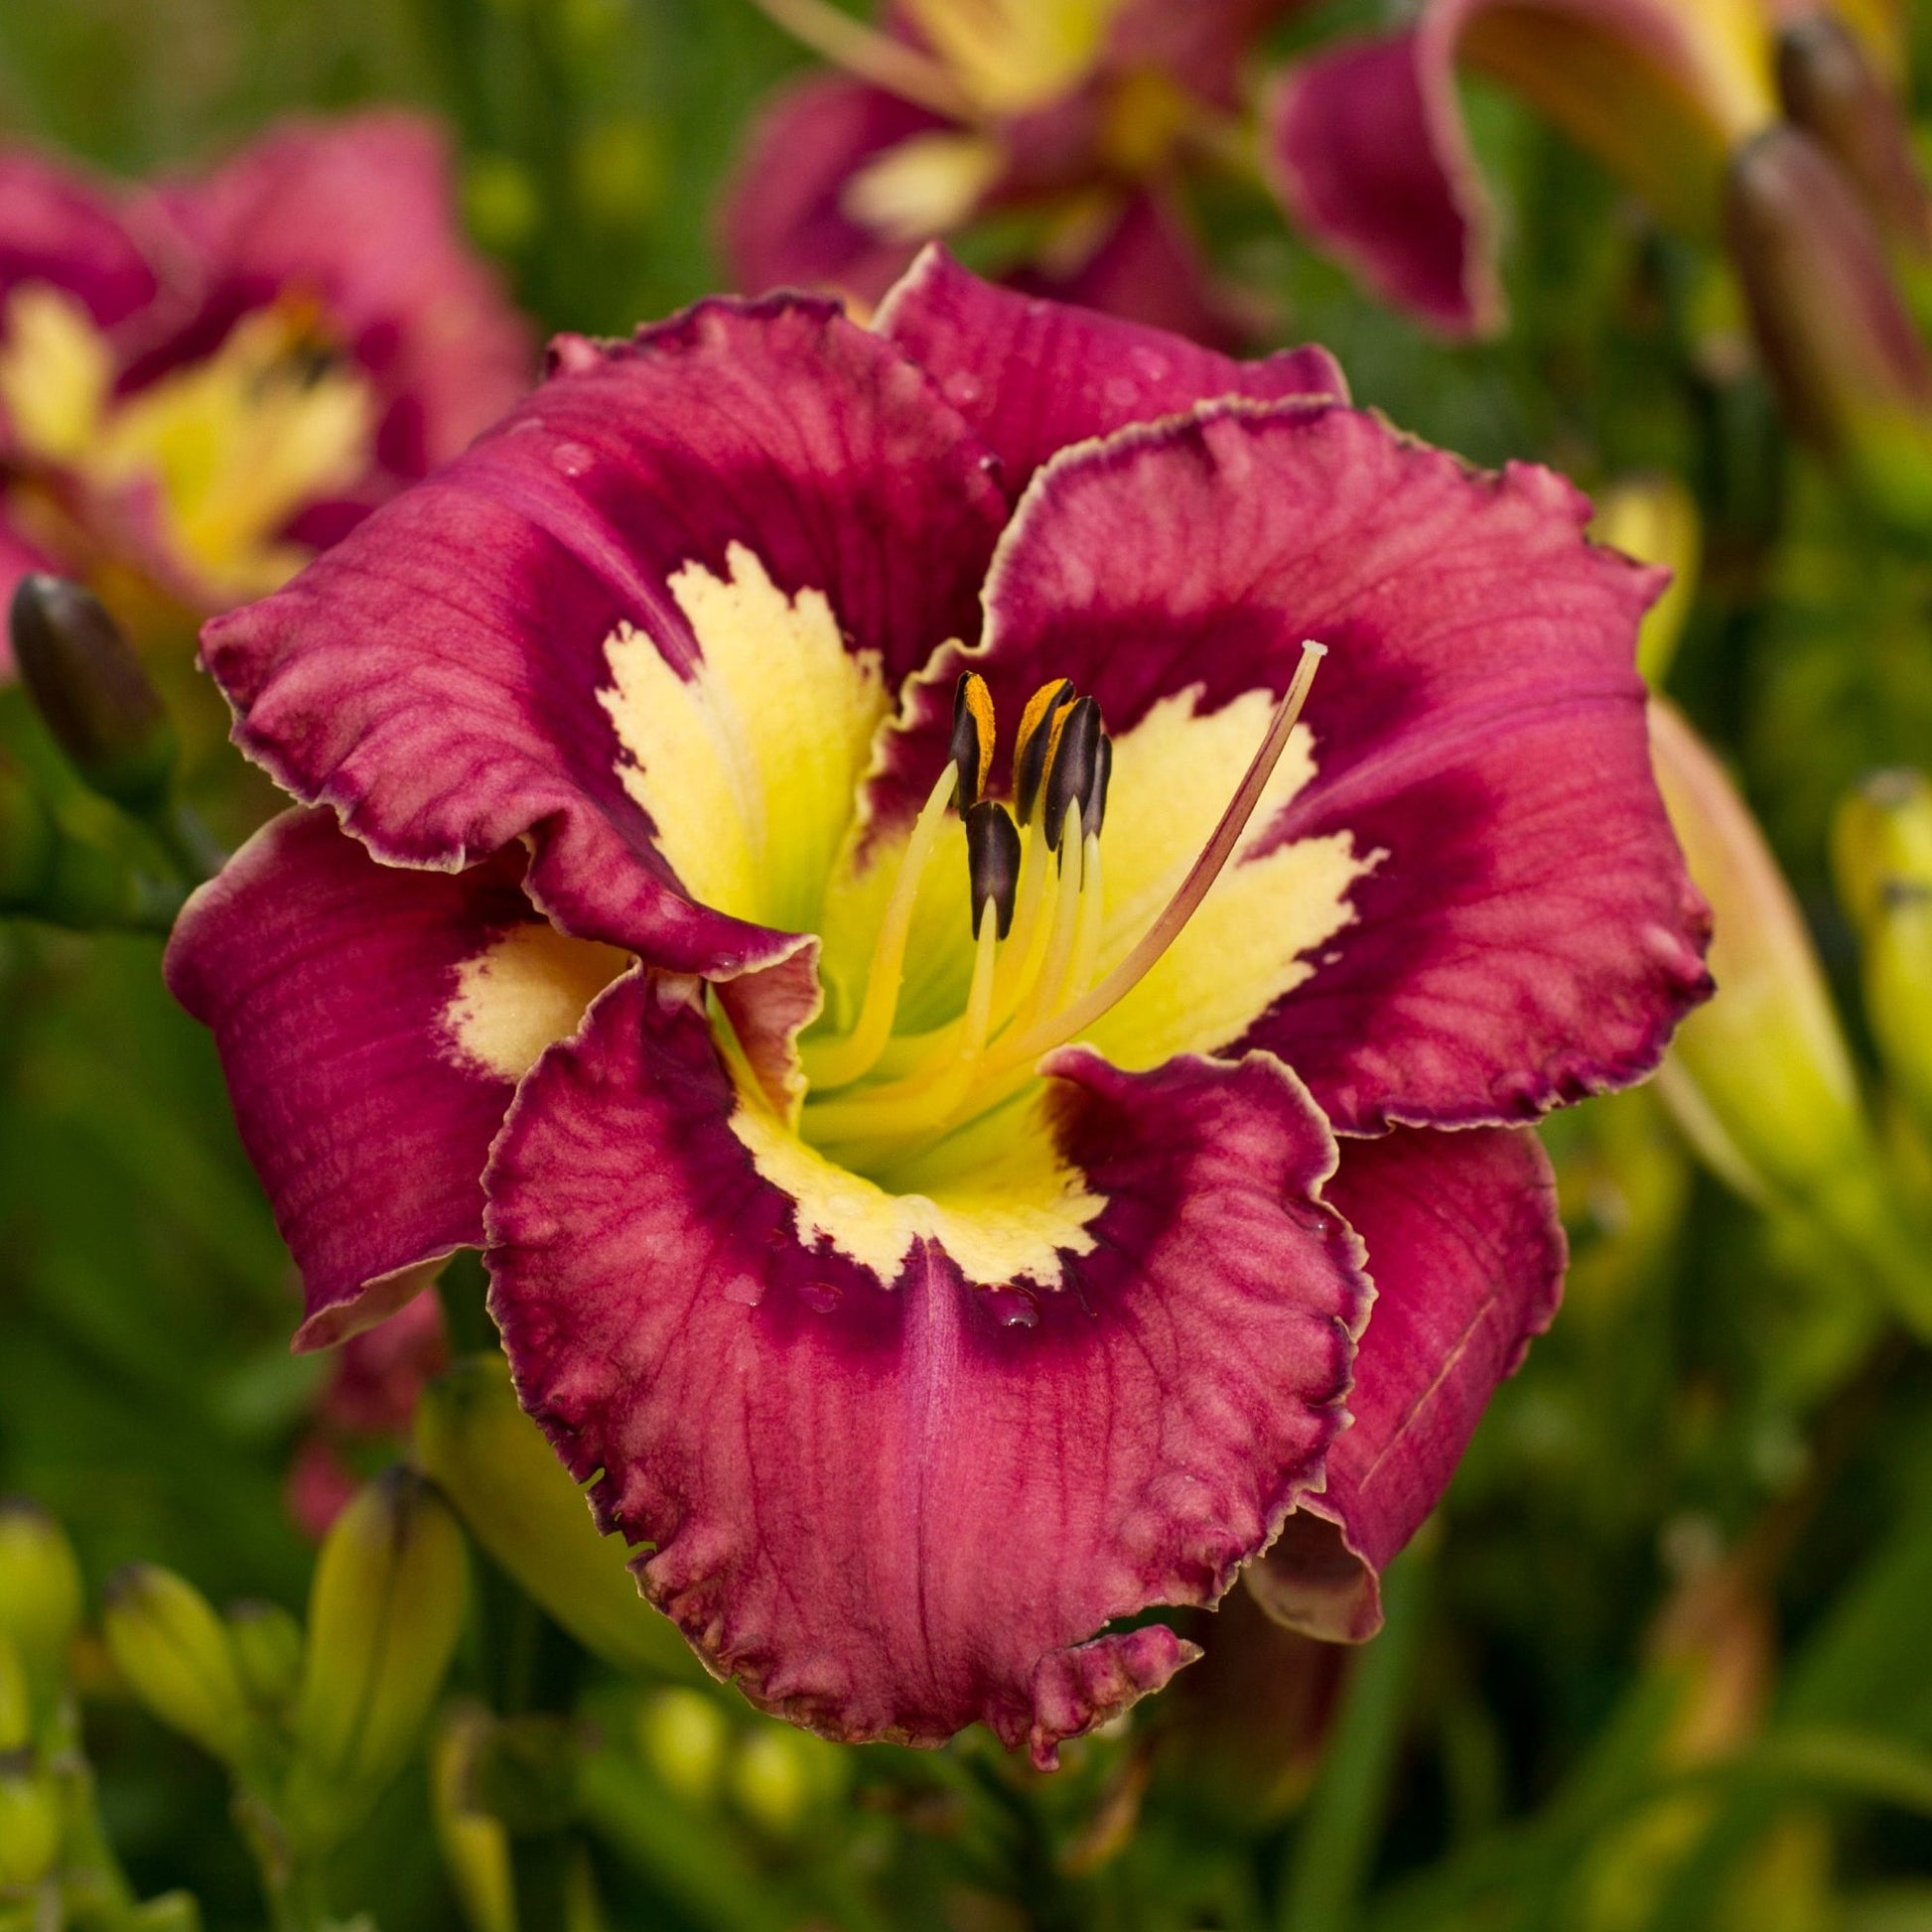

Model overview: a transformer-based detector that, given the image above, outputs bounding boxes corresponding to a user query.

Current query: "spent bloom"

[0,115,532,668]
[724,0,1293,343]
[168,252,1710,1761]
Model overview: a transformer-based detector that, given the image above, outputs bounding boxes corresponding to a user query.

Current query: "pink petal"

[203,296,1007,969]
[163,809,543,1349]
[877,241,1344,495]
[0,148,176,334]
[486,972,1371,1764]
[1248,1124,1565,1641]
[908,399,1710,1132]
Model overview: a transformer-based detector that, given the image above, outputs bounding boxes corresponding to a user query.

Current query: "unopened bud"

[1725,128,1932,525]
[0,1501,82,1696]
[0,1763,62,1889]
[1833,768,1932,931]
[102,1564,253,1766]
[1651,704,1932,1328]
[225,1599,303,1716]
[9,576,178,813]
[431,1706,514,1932]
[1589,475,1701,687]
[1776,16,1931,255]
[286,1466,466,1850]
[0,1633,30,1753]
[728,1725,842,1837]
[416,1354,700,1682]
[636,1688,729,1806]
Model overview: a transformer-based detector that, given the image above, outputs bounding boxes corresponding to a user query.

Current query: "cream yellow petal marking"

[446,924,631,1082]
[900,0,1126,115]
[843,131,1006,244]
[1082,687,1377,1071]
[0,286,114,463]
[600,543,892,934]
[731,1085,1100,1290]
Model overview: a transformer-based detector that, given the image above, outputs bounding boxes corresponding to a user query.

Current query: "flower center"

[787,642,1325,1180]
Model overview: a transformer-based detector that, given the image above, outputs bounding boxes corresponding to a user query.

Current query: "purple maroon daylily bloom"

[0,115,532,668]
[723,0,1296,344]
[1265,0,1909,337]
[166,249,1711,1761]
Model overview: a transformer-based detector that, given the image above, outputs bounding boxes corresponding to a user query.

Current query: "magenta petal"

[953,400,1710,1132]
[878,243,1345,495]
[204,296,1007,967]
[145,113,533,480]
[0,522,58,675]
[1248,1125,1564,1641]
[486,974,1370,1763]
[163,809,541,1350]
[720,72,943,307]
[1266,31,1503,338]
[0,148,173,333]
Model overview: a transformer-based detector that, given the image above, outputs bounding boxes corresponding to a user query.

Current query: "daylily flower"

[0,115,533,672]
[167,250,1710,1761]
[723,0,1293,343]
[1264,0,1906,336]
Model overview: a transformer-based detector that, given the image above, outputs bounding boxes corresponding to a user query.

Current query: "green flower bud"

[416,1354,699,1682]
[1833,768,1932,932]
[1652,704,1932,1329]
[0,1501,82,1696]
[102,1565,253,1767]
[727,1725,843,1838]
[1590,474,1701,688]
[128,1894,204,1930]
[0,1635,29,1755]
[224,1600,303,1717]
[0,1763,61,1890]
[285,1467,467,1851]
[431,1706,514,1932]
[636,1689,729,1807]
[8,576,178,814]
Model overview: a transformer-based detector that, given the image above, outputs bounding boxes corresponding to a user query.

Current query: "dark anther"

[1013,678,1075,824]
[1042,696,1100,853]
[964,800,1022,938]
[1085,733,1113,838]
[950,671,995,809]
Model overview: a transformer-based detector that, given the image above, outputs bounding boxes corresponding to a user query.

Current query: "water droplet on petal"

[800,1279,841,1313]
[552,440,594,478]
[982,1286,1038,1330]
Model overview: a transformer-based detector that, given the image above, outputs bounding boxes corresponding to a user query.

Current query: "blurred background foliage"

[4,0,1932,1928]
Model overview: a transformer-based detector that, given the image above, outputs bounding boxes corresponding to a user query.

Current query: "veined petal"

[876,242,1345,496]
[1247,1125,1564,1641]
[202,296,1007,971]
[721,73,949,309]
[892,400,1710,1132]
[486,972,1369,1764]
[163,809,625,1349]
[1266,0,1778,336]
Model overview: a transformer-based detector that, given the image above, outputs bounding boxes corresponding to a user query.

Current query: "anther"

[1085,733,1112,838]
[950,672,995,810]
[963,799,1021,938]
[1041,695,1100,854]
[1013,679,1075,824]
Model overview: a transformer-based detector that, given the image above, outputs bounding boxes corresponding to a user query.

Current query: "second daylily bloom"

[168,251,1710,1760]
[0,116,533,669]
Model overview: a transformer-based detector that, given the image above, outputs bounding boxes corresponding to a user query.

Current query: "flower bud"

[636,1688,730,1806]
[0,1763,62,1890]
[1650,703,1932,1327]
[1589,474,1701,687]
[285,1466,466,1850]
[1776,16,1931,256]
[1833,768,1932,932]
[0,1501,82,1697]
[102,1564,253,1766]
[416,1354,700,1682]
[0,1633,30,1753]
[224,1599,303,1716]
[431,1706,514,1932]
[8,576,178,814]
[1724,128,1932,527]
[729,1725,841,1838]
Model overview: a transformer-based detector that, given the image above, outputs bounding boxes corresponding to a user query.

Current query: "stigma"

[790,643,1326,1175]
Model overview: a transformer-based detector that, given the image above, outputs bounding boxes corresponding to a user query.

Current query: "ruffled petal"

[876,242,1344,495]
[1108,0,1308,104]
[1266,0,1777,335]
[486,971,1370,1764]
[202,296,1008,972]
[1247,1124,1565,1642]
[163,808,624,1349]
[139,113,534,483]
[891,400,1710,1131]
[721,72,945,308]
[0,149,174,333]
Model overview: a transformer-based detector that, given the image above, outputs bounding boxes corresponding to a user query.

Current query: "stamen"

[1041,696,1100,855]
[950,671,996,811]
[1013,678,1075,824]
[743,0,973,117]
[963,799,1021,937]
[799,761,957,1091]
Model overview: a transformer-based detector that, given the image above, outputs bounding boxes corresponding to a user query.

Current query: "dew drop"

[800,1279,842,1313]
[982,1286,1038,1330]
[721,1273,763,1308]
[551,440,594,478]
